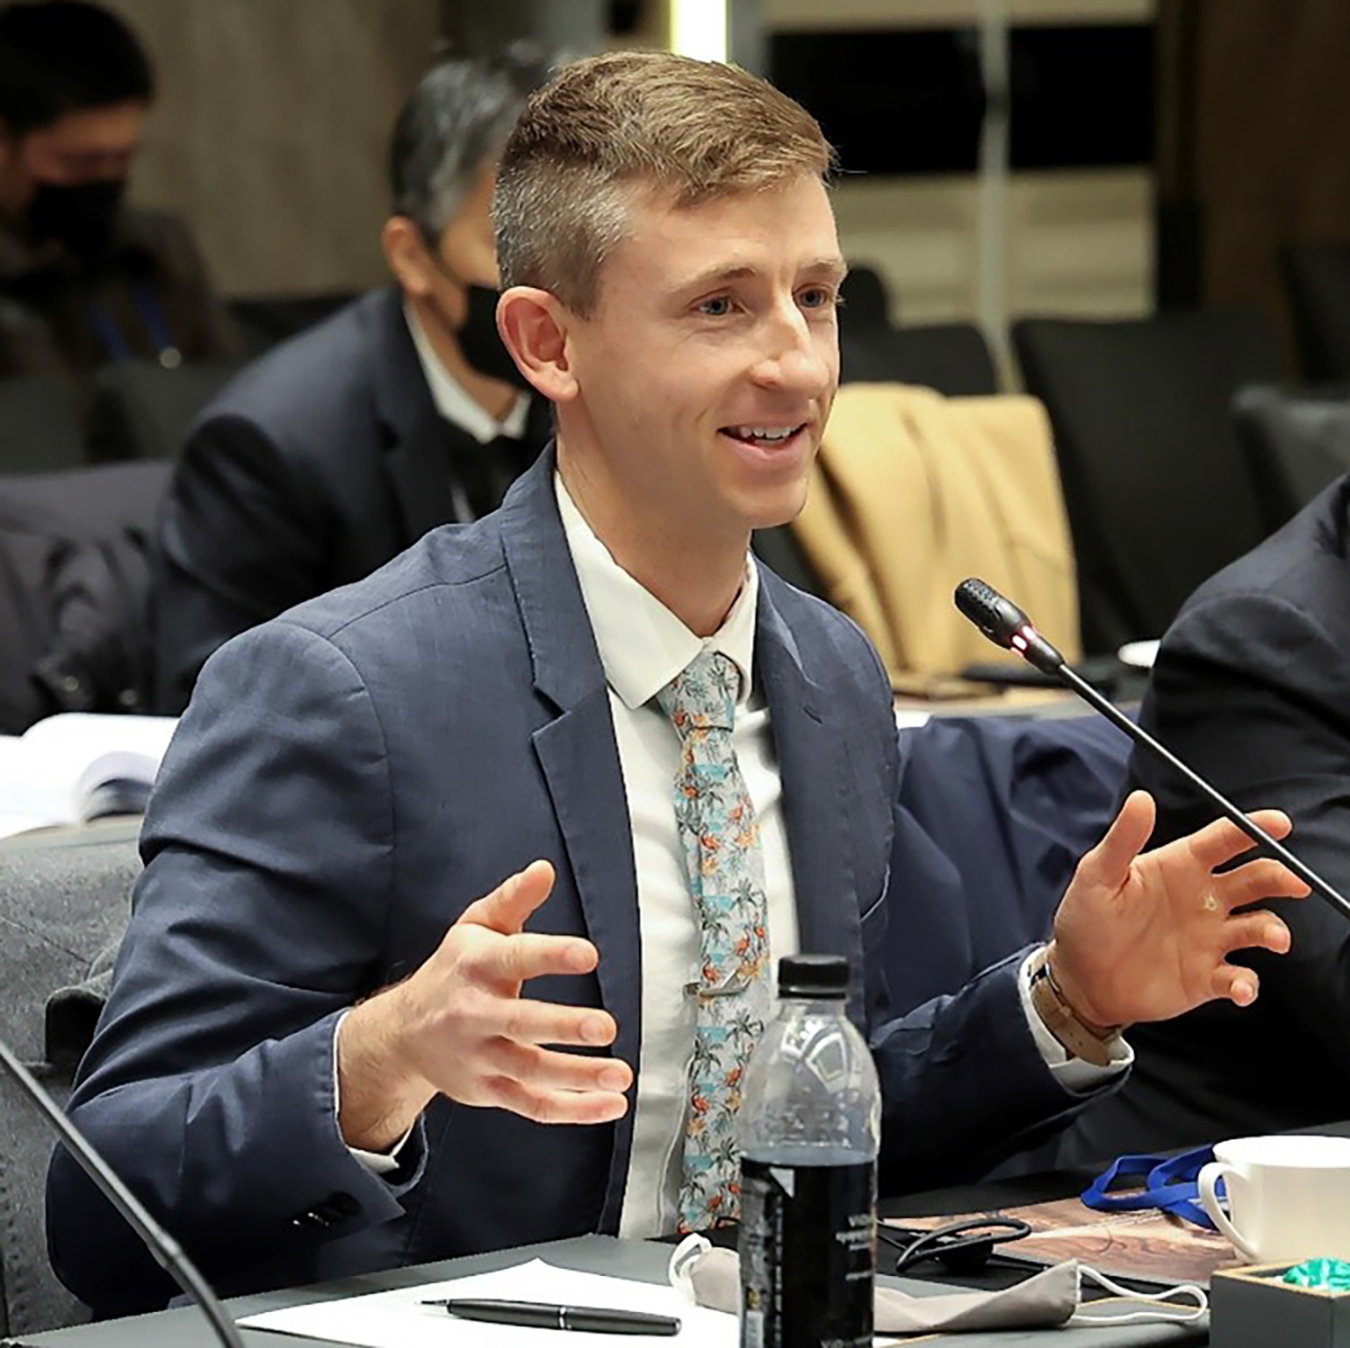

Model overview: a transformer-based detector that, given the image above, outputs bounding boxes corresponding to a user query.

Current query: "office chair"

[1233,383,1350,534]
[1281,244,1350,381]
[0,375,87,475]
[1013,309,1284,654]
[90,359,239,462]
[0,829,140,1336]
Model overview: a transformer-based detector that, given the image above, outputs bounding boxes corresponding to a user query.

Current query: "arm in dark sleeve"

[866,858,1099,1196]
[47,620,424,1314]
[153,414,328,712]
[1133,590,1350,1070]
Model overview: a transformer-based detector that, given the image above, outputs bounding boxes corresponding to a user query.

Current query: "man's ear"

[382,216,435,299]
[497,286,578,403]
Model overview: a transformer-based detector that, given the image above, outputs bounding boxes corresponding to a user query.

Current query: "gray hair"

[389,43,554,242]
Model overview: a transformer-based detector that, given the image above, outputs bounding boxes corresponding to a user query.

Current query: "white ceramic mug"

[1198,1134,1350,1263]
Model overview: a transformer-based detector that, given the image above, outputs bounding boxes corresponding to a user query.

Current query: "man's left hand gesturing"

[1047,791,1311,1032]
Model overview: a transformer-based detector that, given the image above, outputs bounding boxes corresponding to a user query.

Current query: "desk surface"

[12,1233,1206,1348]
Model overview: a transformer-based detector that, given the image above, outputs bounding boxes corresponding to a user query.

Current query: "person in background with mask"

[151,47,553,713]
[0,0,235,412]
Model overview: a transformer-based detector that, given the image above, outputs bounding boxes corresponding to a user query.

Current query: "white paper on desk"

[238,1258,736,1347]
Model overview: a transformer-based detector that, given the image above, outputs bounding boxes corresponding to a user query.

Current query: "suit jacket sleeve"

[153,414,328,712]
[48,620,428,1314]
[1132,589,1350,1074]
[867,870,1098,1196]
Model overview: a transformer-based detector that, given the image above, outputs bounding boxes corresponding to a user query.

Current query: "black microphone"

[953,576,1350,926]
[0,1038,245,1348]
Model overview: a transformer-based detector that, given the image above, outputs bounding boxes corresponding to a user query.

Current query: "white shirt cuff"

[332,1010,418,1176]
[1017,948,1133,1092]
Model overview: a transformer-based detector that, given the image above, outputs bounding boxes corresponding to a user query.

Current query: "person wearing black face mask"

[151,46,555,714]
[0,2,236,417]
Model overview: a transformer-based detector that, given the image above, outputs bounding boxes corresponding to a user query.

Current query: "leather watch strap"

[1028,948,1124,1069]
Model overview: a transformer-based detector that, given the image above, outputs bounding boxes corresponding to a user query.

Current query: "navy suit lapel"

[499,455,641,1234]
[369,288,459,543]
[756,574,867,1022]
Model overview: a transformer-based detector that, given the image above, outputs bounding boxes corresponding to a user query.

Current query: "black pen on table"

[420,1297,682,1336]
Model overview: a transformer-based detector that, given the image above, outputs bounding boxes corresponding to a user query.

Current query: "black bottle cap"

[778,954,849,999]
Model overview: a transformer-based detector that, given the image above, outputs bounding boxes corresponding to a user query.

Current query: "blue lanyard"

[88,279,179,365]
[1081,1145,1219,1231]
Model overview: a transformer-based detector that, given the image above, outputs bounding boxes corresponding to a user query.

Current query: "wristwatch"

[1028,948,1124,1069]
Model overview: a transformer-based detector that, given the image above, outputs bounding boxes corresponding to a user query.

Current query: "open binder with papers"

[0,712,177,838]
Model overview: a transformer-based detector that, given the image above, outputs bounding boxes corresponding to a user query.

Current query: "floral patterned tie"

[656,648,771,1233]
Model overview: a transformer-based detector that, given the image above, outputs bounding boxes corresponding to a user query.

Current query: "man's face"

[0,100,146,220]
[560,174,844,555]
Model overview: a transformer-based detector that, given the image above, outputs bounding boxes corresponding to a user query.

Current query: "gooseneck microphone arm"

[953,577,1350,926]
[0,1038,246,1348]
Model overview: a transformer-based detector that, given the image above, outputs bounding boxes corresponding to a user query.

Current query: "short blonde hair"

[494,50,834,316]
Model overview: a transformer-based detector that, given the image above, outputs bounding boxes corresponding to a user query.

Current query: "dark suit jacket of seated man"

[151,48,555,714]
[1056,473,1350,1164]
[152,284,552,711]
[48,52,1308,1316]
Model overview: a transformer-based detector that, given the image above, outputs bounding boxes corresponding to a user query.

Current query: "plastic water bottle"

[737,954,881,1348]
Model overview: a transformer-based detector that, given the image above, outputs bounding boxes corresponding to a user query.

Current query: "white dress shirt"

[403,302,530,513]
[554,479,800,1237]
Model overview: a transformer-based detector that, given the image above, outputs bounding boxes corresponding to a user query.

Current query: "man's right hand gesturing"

[336,860,633,1153]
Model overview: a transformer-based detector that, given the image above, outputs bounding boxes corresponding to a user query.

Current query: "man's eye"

[799,286,837,310]
[698,296,734,317]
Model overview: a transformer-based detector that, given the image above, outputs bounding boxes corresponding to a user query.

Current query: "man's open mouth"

[720,424,807,448]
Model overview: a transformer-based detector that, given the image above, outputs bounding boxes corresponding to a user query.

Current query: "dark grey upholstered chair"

[225,290,358,362]
[1233,384,1350,534]
[90,359,238,463]
[0,376,87,476]
[840,322,999,396]
[0,460,173,733]
[0,821,140,1337]
[1282,244,1350,382]
[1013,309,1284,654]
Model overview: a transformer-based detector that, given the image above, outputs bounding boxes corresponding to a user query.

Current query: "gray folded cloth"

[684,1244,1080,1334]
[44,937,120,1067]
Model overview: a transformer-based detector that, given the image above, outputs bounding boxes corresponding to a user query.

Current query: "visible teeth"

[733,426,796,441]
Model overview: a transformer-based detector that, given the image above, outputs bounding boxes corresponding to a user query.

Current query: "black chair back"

[840,322,998,396]
[840,265,893,331]
[226,290,358,361]
[0,375,86,475]
[1012,310,1283,653]
[0,461,173,732]
[1234,383,1350,532]
[90,359,238,462]
[1281,244,1350,381]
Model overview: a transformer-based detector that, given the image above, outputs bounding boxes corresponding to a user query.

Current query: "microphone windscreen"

[953,578,1029,647]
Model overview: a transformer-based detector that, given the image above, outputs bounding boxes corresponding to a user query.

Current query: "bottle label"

[739,1157,876,1348]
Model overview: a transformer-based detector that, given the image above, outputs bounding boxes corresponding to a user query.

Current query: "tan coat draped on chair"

[792,383,1081,690]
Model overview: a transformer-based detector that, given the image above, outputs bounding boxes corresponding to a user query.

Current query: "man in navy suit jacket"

[48,52,1308,1316]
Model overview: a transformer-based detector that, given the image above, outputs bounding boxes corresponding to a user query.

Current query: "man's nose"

[751,304,834,394]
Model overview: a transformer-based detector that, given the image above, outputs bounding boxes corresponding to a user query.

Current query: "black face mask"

[424,244,533,392]
[454,279,534,392]
[24,177,126,258]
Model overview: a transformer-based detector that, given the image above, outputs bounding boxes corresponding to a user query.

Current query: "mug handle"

[1198,1161,1258,1260]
